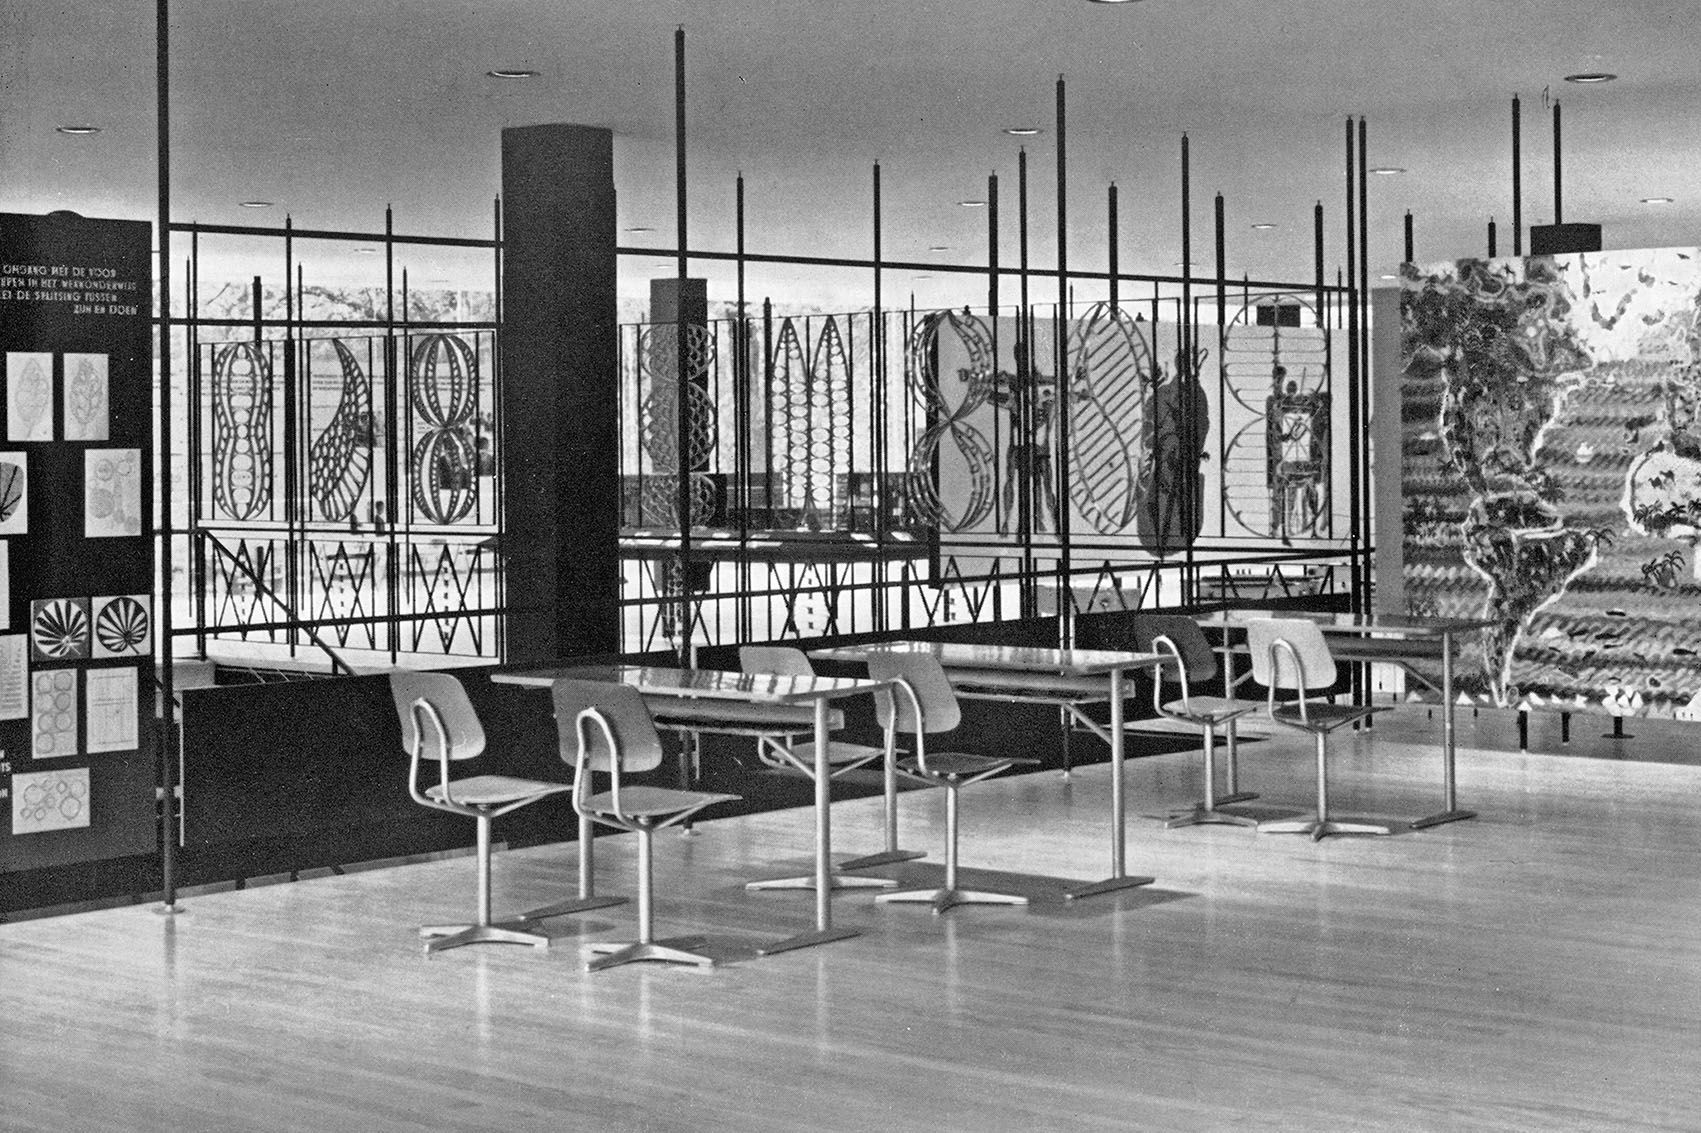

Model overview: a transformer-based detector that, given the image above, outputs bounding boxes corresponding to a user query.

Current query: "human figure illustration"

[989,335,1060,531]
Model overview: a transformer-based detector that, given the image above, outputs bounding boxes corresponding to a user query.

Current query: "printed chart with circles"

[32,669,80,759]
[12,767,90,834]
[31,598,90,661]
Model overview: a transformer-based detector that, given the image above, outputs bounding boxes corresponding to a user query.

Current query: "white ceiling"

[3,0,1697,307]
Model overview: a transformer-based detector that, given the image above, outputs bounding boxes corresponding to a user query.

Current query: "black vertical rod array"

[1512,95,1523,256]
[1108,184,1119,312]
[282,217,299,659]
[1018,149,1034,603]
[735,174,750,640]
[1553,98,1563,225]
[1344,117,1361,614]
[1359,116,1371,617]
[1054,76,1072,636]
[1177,133,1191,572]
[491,195,505,659]
[155,0,178,909]
[1214,192,1226,541]
[673,26,692,661]
[871,163,885,630]
[1404,210,1414,265]
[1488,217,1498,257]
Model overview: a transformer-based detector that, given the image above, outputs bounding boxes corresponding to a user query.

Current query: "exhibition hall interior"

[2,1,1698,1129]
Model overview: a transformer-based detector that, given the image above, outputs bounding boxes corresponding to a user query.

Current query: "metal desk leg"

[839,717,925,871]
[1067,666,1156,900]
[759,696,864,955]
[514,812,628,921]
[1412,629,1477,829]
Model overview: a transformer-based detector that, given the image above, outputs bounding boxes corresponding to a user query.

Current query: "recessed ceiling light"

[1379,274,1397,281]
[1564,72,1617,84]
[1250,223,1278,231]
[54,125,100,136]
[487,68,539,79]
[239,200,273,209]
[1640,196,1674,205]
[960,200,987,208]
[1004,127,1042,137]
[625,226,655,233]
[913,275,935,280]
[928,245,952,252]
[1087,0,1143,5]
[1369,167,1406,175]
[353,247,378,255]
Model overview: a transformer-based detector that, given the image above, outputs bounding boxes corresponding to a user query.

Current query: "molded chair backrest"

[866,651,961,735]
[389,670,485,761]
[1246,618,1335,692]
[739,645,814,678]
[1129,613,1218,685]
[550,679,665,774]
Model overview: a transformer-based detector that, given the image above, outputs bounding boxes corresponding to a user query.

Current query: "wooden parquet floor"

[3,710,1700,1132]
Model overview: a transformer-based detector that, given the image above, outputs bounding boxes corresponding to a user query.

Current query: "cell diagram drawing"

[307,339,374,522]
[92,594,151,658]
[211,340,275,520]
[85,448,142,537]
[12,767,90,835]
[6,352,53,441]
[86,666,139,754]
[63,352,110,441]
[32,668,79,758]
[32,598,90,661]
[0,450,25,535]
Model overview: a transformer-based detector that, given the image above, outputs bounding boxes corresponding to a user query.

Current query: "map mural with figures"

[1401,247,1701,717]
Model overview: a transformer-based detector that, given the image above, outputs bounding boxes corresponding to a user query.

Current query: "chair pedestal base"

[419,921,551,953]
[1259,816,1392,842]
[746,871,897,892]
[756,925,862,956]
[877,886,1028,915]
[515,894,626,921]
[1410,807,1477,830]
[1165,806,1259,830]
[836,847,926,871]
[586,935,712,971]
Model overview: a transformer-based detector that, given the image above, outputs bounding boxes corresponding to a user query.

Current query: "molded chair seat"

[865,652,1038,915]
[1248,618,1392,843]
[1129,614,1262,829]
[390,671,587,955]
[553,679,739,972]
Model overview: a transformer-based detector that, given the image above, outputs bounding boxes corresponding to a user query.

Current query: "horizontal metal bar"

[168,221,497,249]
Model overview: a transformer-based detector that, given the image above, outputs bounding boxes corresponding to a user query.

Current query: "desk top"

[490,664,886,703]
[809,640,1162,675]
[1205,610,1498,637]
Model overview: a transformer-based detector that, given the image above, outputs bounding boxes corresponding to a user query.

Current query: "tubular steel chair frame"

[395,675,584,955]
[1249,620,1392,843]
[560,682,738,973]
[868,656,1038,915]
[1148,631,1262,829]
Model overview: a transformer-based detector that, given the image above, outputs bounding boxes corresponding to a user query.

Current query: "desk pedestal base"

[757,926,861,956]
[837,847,926,871]
[1410,808,1477,830]
[516,894,626,920]
[747,872,897,892]
[877,886,1027,915]
[420,921,551,953]
[1064,874,1155,901]
[587,935,712,972]
[1260,816,1392,842]
[1166,806,1258,830]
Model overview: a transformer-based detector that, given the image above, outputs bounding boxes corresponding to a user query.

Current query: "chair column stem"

[577,811,596,897]
[1200,724,1218,809]
[475,813,493,927]
[1224,717,1241,795]
[637,827,655,945]
[944,783,960,891]
[1314,731,1330,821]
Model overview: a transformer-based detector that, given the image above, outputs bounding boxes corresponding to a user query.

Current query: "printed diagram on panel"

[0,450,24,536]
[85,667,138,754]
[0,633,26,719]
[31,597,90,660]
[85,448,141,537]
[32,668,79,758]
[63,353,110,441]
[12,767,89,835]
[91,595,150,658]
[6,352,53,441]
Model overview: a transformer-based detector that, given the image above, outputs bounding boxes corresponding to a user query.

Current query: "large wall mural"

[1401,247,1701,717]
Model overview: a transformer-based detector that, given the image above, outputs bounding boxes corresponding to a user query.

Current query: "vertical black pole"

[1214,192,1226,543]
[491,194,505,657]
[1213,193,1226,328]
[1313,201,1325,318]
[1404,210,1414,264]
[156,0,178,910]
[674,26,691,661]
[1345,117,1361,616]
[987,170,1001,539]
[1108,184,1119,312]
[1178,133,1191,571]
[1360,117,1371,622]
[735,173,750,638]
[1512,95,1523,256]
[1488,217,1497,258]
[1019,149,1033,601]
[1553,99,1563,225]
[1055,75,1071,635]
